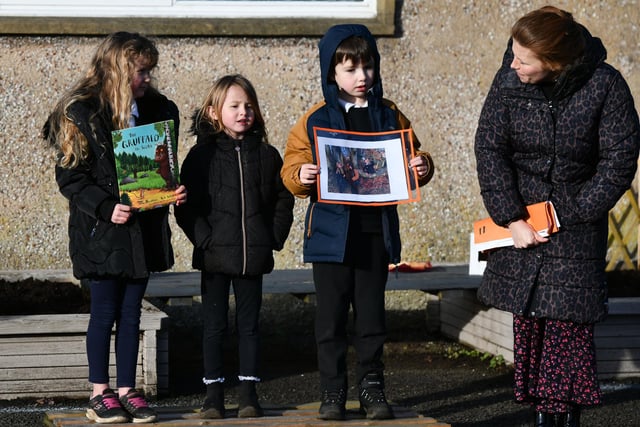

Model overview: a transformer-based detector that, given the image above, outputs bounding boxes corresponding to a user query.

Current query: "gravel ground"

[1,292,638,426]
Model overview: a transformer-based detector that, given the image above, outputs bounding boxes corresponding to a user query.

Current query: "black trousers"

[201,271,263,382]
[312,231,389,391]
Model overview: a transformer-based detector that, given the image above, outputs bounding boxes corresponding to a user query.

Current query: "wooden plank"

[595,323,640,338]
[0,337,84,352]
[0,337,85,356]
[1,353,89,368]
[0,336,142,367]
[0,366,88,381]
[0,300,165,336]
[597,360,640,375]
[440,295,513,334]
[442,319,514,350]
[1,376,141,395]
[144,265,481,298]
[439,305,512,337]
[596,336,640,347]
[45,403,451,427]
[0,314,90,335]
[142,330,159,395]
[607,298,640,315]
[0,335,85,344]
[440,300,513,331]
[596,348,640,361]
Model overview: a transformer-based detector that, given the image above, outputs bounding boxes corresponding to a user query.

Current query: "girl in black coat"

[175,74,294,419]
[44,32,187,424]
[475,7,640,427]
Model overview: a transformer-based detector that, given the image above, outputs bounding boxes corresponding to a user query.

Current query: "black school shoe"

[358,372,394,420]
[86,388,130,424]
[318,388,346,420]
[119,388,158,423]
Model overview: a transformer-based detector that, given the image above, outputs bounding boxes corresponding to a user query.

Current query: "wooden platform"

[45,401,451,426]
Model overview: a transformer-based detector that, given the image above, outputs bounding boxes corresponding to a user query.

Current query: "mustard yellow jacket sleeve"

[281,102,324,198]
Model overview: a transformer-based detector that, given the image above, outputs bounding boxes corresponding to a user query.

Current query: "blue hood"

[318,24,385,124]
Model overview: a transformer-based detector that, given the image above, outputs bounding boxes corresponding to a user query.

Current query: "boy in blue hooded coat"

[281,24,434,420]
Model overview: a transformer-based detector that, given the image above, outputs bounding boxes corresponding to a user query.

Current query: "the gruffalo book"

[112,120,179,211]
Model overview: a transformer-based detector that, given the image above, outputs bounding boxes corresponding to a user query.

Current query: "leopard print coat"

[474,29,640,323]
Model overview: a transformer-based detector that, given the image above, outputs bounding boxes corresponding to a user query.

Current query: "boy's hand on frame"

[409,155,429,177]
[299,163,320,185]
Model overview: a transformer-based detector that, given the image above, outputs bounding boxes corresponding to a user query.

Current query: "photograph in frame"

[313,127,420,206]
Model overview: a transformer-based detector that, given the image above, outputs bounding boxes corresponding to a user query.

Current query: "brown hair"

[511,5,585,73]
[329,36,375,82]
[195,74,268,143]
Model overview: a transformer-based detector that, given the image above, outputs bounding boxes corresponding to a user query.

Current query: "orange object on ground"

[389,261,433,272]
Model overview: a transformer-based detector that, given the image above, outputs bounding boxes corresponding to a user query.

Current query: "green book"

[112,119,179,211]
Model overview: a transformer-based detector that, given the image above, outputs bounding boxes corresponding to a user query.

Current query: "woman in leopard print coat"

[474,6,639,427]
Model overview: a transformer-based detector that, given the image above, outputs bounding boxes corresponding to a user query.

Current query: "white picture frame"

[313,127,420,206]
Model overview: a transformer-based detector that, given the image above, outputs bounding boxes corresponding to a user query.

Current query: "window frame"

[0,0,396,36]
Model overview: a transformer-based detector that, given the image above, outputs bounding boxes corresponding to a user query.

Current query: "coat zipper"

[90,219,99,238]
[306,202,316,238]
[235,142,248,275]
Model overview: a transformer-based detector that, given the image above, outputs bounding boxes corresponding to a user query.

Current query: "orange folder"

[473,201,561,252]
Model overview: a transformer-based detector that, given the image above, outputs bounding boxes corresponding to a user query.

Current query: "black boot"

[201,382,225,419]
[535,411,552,427]
[358,372,394,420]
[318,388,347,420]
[561,407,581,427]
[237,381,263,418]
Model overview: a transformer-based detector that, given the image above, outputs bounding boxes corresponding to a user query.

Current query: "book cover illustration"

[112,120,179,211]
[472,201,561,253]
[312,127,420,206]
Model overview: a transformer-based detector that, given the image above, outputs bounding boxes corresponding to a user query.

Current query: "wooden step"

[45,401,451,426]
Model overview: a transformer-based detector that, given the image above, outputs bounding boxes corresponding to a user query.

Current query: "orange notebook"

[473,201,561,252]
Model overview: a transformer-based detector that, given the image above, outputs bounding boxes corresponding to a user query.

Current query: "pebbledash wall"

[1,0,639,272]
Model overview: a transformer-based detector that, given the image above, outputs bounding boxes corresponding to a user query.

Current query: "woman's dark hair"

[511,5,585,72]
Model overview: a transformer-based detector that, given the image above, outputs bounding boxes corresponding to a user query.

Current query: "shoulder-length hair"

[511,5,585,73]
[194,74,269,144]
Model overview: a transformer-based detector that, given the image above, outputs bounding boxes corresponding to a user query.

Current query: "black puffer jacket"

[175,121,294,276]
[47,90,180,279]
[474,29,640,323]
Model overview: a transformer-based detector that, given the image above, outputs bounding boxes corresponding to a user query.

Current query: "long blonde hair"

[46,32,159,168]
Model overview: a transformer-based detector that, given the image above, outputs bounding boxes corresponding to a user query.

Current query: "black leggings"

[201,271,263,382]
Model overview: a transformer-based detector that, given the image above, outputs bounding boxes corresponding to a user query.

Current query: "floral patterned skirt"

[512,314,602,413]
